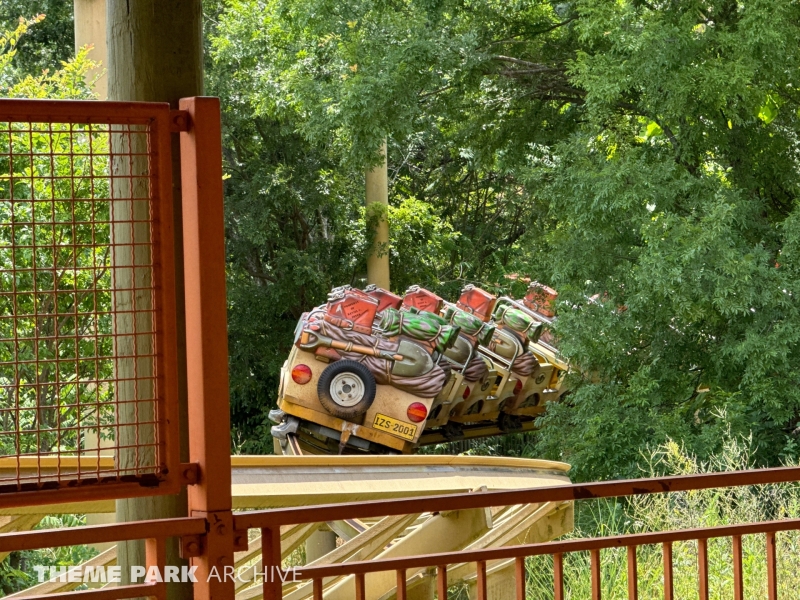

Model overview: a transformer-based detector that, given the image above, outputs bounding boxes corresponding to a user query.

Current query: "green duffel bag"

[379,308,460,353]
[444,306,496,347]
[493,306,543,343]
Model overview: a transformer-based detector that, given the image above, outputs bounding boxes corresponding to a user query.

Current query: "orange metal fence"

[0,96,236,600]
[0,517,207,600]
[0,100,180,507]
[0,467,796,599]
[284,519,793,600]
[234,466,800,600]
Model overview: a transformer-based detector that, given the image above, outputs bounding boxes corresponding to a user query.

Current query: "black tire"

[317,360,377,420]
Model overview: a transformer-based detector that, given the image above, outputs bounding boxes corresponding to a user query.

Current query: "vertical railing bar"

[437,565,447,600]
[476,560,487,600]
[732,534,743,600]
[312,577,323,600]
[261,526,282,600]
[663,542,673,600]
[144,537,167,600]
[590,548,601,600]
[515,556,526,600]
[766,531,777,600]
[698,538,709,600]
[627,546,638,600]
[180,96,235,600]
[554,552,564,600]
[396,569,407,600]
[355,572,366,600]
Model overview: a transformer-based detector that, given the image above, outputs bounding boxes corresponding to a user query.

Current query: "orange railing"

[0,99,181,507]
[285,519,793,600]
[1,467,797,599]
[234,466,800,600]
[0,517,207,600]
[0,96,236,600]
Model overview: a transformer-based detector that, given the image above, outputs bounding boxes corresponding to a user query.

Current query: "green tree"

[211,0,800,478]
[0,17,111,457]
[0,3,74,78]
[208,0,580,448]
[526,0,800,479]
[208,30,367,450]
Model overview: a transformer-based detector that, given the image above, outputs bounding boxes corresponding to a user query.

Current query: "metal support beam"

[180,96,236,600]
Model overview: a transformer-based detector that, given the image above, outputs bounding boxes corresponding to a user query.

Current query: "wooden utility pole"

[73,0,107,98]
[365,141,391,289]
[73,2,109,461]
[106,2,203,597]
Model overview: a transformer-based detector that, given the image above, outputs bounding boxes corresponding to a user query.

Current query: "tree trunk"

[366,141,390,289]
[73,0,108,98]
[106,2,202,597]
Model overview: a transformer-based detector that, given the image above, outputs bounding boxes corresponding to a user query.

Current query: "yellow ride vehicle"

[270,282,571,454]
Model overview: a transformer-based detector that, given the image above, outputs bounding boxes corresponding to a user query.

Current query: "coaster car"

[271,281,571,454]
[273,285,459,453]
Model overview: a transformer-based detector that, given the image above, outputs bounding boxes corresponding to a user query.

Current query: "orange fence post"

[766,531,777,600]
[438,565,449,600]
[145,538,168,600]
[554,552,564,600]
[475,560,487,600]
[627,546,638,600]
[697,538,709,600]
[663,542,673,600]
[732,535,743,600]
[179,96,235,600]
[590,548,601,600]
[261,526,283,600]
[515,557,526,600]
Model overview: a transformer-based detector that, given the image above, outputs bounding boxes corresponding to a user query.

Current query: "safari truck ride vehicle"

[446,288,542,427]
[431,285,498,429]
[509,283,570,419]
[271,286,460,454]
[270,281,572,454]
[432,282,569,431]
[404,286,498,432]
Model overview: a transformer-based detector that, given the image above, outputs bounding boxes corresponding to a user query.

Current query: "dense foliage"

[209,0,800,477]
[0,2,73,78]
[0,16,100,593]
[4,2,799,480]
[528,0,800,478]
[0,17,109,459]
[527,436,800,598]
[207,0,582,450]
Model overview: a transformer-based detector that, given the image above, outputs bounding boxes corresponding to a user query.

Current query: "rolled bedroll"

[304,314,449,398]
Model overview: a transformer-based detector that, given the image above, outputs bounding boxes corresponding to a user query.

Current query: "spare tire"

[317,360,377,420]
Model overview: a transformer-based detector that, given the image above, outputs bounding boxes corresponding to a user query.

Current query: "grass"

[524,436,800,599]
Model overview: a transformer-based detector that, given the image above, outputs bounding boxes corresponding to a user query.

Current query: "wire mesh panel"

[0,100,178,505]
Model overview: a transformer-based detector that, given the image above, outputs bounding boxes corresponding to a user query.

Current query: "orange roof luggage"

[456,284,496,322]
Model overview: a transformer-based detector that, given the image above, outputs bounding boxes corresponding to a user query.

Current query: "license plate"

[372,414,417,441]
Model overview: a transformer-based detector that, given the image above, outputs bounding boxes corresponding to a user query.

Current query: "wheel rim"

[329,372,366,407]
